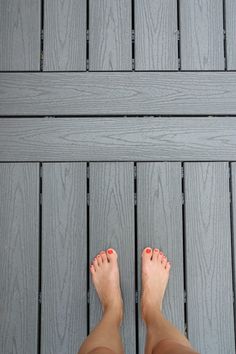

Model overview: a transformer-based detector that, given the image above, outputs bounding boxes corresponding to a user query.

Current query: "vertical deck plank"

[135,0,178,70]
[231,163,236,321]
[137,162,184,353]
[180,0,224,70]
[89,162,135,352]
[0,0,40,70]
[41,163,87,353]
[43,0,87,71]
[0,163,39,354]
[184,163,235,353]
[225,0,236,70]
[89,0,132,70]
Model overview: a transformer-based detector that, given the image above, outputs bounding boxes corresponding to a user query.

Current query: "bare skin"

[78,247,199,354]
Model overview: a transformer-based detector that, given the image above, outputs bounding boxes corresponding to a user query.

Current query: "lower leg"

[78,249,124,354]
[141,247,199,354]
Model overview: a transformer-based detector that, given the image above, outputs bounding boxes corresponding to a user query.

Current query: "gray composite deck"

[0,1,236,354]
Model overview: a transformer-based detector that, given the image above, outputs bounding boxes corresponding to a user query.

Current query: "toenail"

[154,248,159,252]
[97,255,101,257]
[146,248,151,253]
[159,252,163,255]
[108,249,113,254]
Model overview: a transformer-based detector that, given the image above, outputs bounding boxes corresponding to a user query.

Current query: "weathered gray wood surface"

[0,163,39,354]
[89,0,132,70]
[41,163,87,354]
[231,162,236,320]
[1,117,236,161]
[180,0,224,70]
[0,0,40,71]
[135,0,178,70]
[184,163,235,353]
[137,162,185,354]
[89,162,135,353]
[43,0,86,71]
[225,0,236,70]
[2,72,236,115]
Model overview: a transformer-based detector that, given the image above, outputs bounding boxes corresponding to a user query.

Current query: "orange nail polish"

[108,249,113,254]
[146,248,151,253]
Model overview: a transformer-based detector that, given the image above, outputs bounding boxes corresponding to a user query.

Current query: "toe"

[93,257,99,270]
[158,251,164,263]
[106,248,118,263]
[152,248,159,261]
[162,255,168,267]
[90,264,95,274]
[142,247,153,260]
[100,250,107,263]
[166,261,171,271]
[96,254,102,266]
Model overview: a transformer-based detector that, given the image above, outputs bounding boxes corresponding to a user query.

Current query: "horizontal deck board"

[1,72,236,115]
[137,162,185,353]
[184,163,235,353]
[41,163,87,354]
[1,117,236,161]
[0,163,39,354]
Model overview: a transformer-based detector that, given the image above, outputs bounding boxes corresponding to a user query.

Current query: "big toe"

[142,247,153,263]
[106,248,118,263]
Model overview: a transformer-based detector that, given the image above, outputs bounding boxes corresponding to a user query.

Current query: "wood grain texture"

[231,162,236,323]
[135,0,178,70]
[0,163,39,354]
[89,163,135,352]
[2,72,236,115]
[184,163,235,353]
[0,0,40,70]
[41,163,87,354]
[180,0,224,70]
[225,0,236,70]
[43,0,86,71]
[89,0,132,70]
[137,163,184,354]
[1,117,236,161]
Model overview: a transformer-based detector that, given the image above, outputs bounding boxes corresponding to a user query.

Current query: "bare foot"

[90,248,123,325]
[141,247,171,323]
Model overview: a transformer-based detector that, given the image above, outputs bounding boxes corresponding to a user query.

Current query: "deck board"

[0,163,39,354]
[231,162,236,321]
[137,162,185,353]
[184,163,235,353]
[1,117,236,161]
[135,0,178,70]
[2,72,236,115]
[0,0,40,71]
[180,0,224,70]
[225,0,236,70]
[89,0,132,70]
[43,0,87,71]
[41,163,87,353]
[89,163,136,353]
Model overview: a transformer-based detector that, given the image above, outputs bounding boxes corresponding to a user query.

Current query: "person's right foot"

[141,247,171,323]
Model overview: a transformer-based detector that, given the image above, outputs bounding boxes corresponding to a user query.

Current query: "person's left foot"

[90,248,123,325]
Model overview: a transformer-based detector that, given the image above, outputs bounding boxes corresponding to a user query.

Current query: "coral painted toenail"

[154,248,159,252]
[159,252,163,255]
[146,248,151,253]
[108,249,113,254]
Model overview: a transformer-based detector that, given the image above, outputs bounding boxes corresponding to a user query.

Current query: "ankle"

[103,304,123,326]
